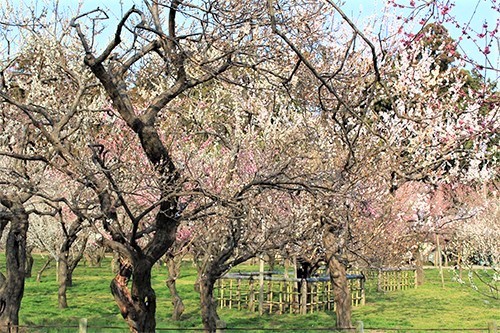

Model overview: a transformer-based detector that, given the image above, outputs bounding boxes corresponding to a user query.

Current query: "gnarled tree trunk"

[57,249,86,308]
[58,230,86,308]
[322,221,353,330]
[195,248,248,333]
[165,255,185,321]
[328,254,352,329]
[0,196,29,333]
[199,273,220,333]
[66,245,86,288]
[111,256,157,333]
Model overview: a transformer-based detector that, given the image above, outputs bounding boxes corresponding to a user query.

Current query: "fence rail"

[1,320,497,333]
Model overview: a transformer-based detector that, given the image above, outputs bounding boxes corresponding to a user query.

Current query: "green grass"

[0,255,498,332]
[357,269,499,331]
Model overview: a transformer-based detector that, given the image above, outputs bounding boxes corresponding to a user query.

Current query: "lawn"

[0,254,498,332]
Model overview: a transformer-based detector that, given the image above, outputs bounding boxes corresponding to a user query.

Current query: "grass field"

[0,254,498,332]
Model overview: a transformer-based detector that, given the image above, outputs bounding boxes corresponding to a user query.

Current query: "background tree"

[28,209,89,308]
[163,225,192,321]
[265,0,498,327]
[0,192,31,331]
[0,4,107,328]
[165,74,321,330]
[450,184,499,298]
[0,117,59,329]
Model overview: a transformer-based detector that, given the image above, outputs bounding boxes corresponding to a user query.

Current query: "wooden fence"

[215,272,365,314]
[375,267,417,292]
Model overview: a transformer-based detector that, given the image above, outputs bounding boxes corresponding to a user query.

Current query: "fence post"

[360,276,366,306]
[219,279,224,309]
[356,320,364,333]
[300,279,308,315]
[79,318,88,333]
[259,256,265,315]
[248,277,255,312]
[489,321,498,333]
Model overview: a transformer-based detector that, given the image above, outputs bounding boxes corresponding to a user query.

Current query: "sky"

[2,0,498,81]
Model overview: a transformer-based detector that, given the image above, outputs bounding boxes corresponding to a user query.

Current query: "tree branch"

[0,151,48,163]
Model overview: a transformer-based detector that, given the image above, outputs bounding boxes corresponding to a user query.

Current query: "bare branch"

[0,151,48,163]
[323,0,380,82]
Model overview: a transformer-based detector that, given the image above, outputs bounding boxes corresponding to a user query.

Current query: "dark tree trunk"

[0,197,29,332]
[296,258,314,305]
[267,252,276,271]
[25,247,34,278]
[111,257,157,333]
[66,255,83,288]
[165,255,185,321]
[80,28,184,333]
[192,219,251,332]
[195,251,243,333]
[58,252,69,309]
[57,225,85,308]
[66,247,85,288]
[199,273,220,333]
[98,181,177,333]
[0,219,7,241]
[66,268,74,287]
[322,223,352,330]
[64,235,87,289]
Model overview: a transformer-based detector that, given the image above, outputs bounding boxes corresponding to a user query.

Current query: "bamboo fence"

[215,272,365,314]
[375,267,417,292]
